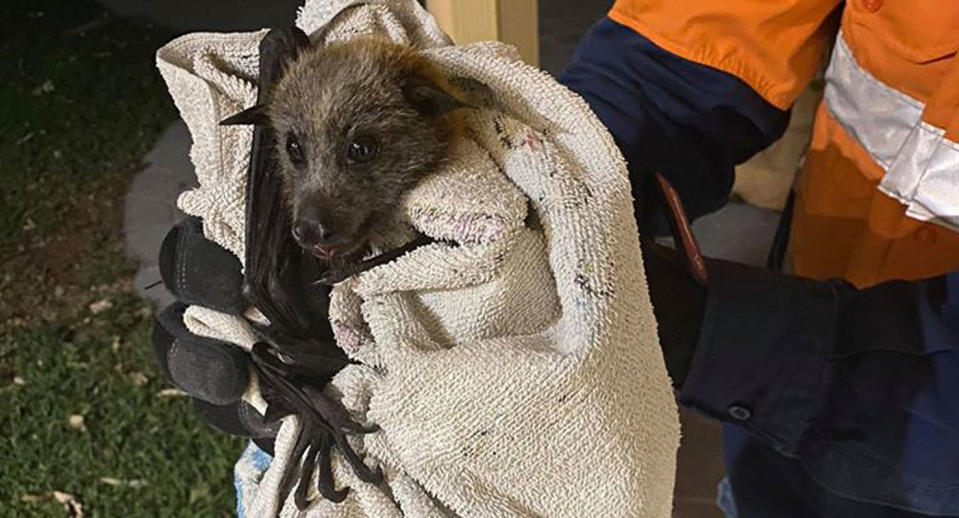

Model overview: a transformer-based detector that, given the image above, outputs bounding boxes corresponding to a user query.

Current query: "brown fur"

[264,38,464,260]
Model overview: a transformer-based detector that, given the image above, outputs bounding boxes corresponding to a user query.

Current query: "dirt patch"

[0,175,135,332]
[0,0,177,332]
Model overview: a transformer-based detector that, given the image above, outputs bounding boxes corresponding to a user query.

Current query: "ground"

[0,1,243,515]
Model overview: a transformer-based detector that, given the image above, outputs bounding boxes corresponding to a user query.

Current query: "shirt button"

[728,405,752,421]
[914,227,938,246]
[862,0,882,12]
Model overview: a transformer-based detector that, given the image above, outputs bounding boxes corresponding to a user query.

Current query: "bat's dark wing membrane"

[228,27,380,511]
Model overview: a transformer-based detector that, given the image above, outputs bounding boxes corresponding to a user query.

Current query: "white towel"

[156,1,680,516]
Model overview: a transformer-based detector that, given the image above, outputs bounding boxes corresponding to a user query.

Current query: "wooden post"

[425,0,539,66]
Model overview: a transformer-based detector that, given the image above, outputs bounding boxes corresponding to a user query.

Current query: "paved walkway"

[124,122,194,308]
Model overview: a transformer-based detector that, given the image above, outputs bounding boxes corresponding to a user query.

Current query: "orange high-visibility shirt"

[611,0,959,287]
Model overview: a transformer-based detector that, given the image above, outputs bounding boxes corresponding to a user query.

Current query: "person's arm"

[560,0,840,228]
[643,241,959,513]
[677,259,959,451]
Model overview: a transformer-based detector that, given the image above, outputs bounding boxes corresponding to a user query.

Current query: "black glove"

[641,235,841,396]
[641,238,706,387]
[152,216,279,445]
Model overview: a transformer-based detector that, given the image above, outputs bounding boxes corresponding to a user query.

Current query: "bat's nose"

[292,218,335,247]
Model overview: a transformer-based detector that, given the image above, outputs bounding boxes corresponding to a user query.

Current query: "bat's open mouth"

[308,239,366,261]
[311,244,338,258]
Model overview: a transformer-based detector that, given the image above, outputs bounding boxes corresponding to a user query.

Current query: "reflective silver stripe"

[823,32,959,231]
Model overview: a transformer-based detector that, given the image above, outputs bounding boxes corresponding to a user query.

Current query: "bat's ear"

[260,26,311,61]
[221,26,311,127]
[220,104,269,126]
[259,26,312,85]
[402,75,465,117]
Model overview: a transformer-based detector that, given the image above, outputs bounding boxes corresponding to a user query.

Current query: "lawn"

[0,1,244,515]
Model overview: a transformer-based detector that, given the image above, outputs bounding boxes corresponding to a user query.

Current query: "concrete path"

[124,122,194,308]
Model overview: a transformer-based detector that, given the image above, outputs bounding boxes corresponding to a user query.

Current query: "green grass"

[0,1,245,515]
[0,296,243,517]
[0,1,176,247]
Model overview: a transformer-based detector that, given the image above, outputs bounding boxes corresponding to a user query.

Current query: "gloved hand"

[640,238,706,388]
[639,234,838,402]
[152,216,279,446]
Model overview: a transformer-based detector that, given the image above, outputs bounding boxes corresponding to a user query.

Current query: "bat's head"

[228,38,463,259]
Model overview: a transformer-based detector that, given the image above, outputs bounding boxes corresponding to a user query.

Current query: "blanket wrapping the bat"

[156,0,680,515]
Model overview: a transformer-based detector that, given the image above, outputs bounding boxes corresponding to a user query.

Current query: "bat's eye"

[346,135,378,163]
[286,133,305,165]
